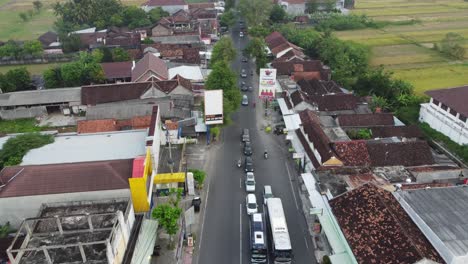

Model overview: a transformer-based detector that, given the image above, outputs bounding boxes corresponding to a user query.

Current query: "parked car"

[241,128,250,142]
[243,141,253,155]
[245,194,258,215]
[242,94,249,106]
[239,31,244,38]
[240,69,247,78]
[244,156,254,172]
[245,172,255,192]
[242,57,248,62]
[263,185,274,205]
[241,85,248,92]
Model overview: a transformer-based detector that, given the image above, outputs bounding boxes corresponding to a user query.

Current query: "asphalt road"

[197,20,315,264]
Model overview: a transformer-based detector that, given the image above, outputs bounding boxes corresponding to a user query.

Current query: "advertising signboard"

[204,89,224,125]
[259,68,277,100]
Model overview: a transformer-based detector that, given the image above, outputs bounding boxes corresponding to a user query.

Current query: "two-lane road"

[197,19,315,264]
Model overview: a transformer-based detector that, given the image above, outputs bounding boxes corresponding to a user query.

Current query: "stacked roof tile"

[338,113,395,127]
[333,141,371,167]
[329,183,443,264]
[366,141,435,167]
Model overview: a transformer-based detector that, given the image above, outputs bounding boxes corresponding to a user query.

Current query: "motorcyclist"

[237,158,242,167]
[264,150,268,159]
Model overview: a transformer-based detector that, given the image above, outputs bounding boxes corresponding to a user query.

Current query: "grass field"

[0,0,145,41]
[337,0,468,94]
[0,63,64,75]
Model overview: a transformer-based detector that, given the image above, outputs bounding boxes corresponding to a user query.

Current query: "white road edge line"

[240,203,243,264]
[240,178,242,188]
[198,179,211,251]
[285,161,299,210]
[304,236,309,249]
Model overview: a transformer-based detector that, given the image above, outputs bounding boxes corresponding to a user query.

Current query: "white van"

[246,194,258,215]
[263,185,274,205]
[242,95,248,106]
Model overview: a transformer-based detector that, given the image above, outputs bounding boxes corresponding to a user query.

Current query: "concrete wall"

[0,106,47,120]
[419,101,468,145]
[0,189,130,228]
[412,169,462,183]
[143,5,188,14]
[287,3,306,15]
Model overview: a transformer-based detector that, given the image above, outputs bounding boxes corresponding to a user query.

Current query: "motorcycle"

[237,159,242,168]
[264,152,268,159]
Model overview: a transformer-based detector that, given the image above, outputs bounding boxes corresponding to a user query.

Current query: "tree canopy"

[0,133,54,169]
[0,68,34,93]
[244,37,268,71]
[238,0,273,26]
[219,10,236,28]
[0,40,43,59]
[269,5,287,23]
[44,52,104,88]
[210,37,236,66]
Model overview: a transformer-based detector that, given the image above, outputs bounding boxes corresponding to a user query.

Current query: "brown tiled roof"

[181,47,201,64]
[282,91,293,109]
[366,141,435,167]
[426,86,468,117]
[0,159,133,198]
[144,0,187,6]
[369,125,424,139]
[338,113,395,127]
[172,74,192,90]
[333,140,371,166]
[283,0,305,3]
[78,32,107,47]
[309,94,359,111]
[38,31,58,46]
[77,119,118,133]
[290,90,307,107]
[329,183,444,264]
[299,109,334,162]
[82,82,152,105]
[188,2,215,9]
[298,79,341,96]
[101,61,132,79]
[272,60,325,76]
[132,53,169,82]
[265,31,288,50]
[127,49,143,60]
[148,106,159,136]
[294,15,309,23]
[271,42,292,56]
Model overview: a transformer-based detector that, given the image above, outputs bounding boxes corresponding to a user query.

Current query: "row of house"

[267,31,468,264]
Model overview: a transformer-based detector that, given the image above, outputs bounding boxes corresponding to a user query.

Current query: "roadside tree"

[33,1,43,13]
[238,0,273,26]
[219,10,236,28]
[210,37,236,65]
[270,5,287,23]
[152,203,182,248]
[148,7,169,23]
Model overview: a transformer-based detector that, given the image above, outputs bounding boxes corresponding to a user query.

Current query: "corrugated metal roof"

[395,186,468,262]
[130,218,159,264]
[0,87,81,107]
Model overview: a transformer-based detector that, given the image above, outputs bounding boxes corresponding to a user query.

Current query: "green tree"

[152,203,182,247]
[210,37,236,65]
[112,47,130,62]
[306,0,320,13]
[189,169,206,185]
[0,133,54,168]
[0,222,13,238]
[142,37,154,44]
[53,0,122,29]
[0,73,15,93]
[43,67,64,88]
[225,0,235,10]
[0,40,22,58]
[219,10,236,28]
[3,68,33,92]
[269,5,287,23]
[122,6,152,29]
[33,1,43,13]
[19,12,29,22]
[369,95,391,112]
[61,34,82,53]
[148,7,169,23]
[23,40,43,56]
[205,60,241,119]
[245,37,268,71]
[99,47,114,62]
[248,25,273,38]
[439,32,466,60]
[238,0,273,26]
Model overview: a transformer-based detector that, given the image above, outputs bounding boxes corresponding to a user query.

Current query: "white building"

[419,86,468,145]
[278,0,306,15]
[141,0,189,14]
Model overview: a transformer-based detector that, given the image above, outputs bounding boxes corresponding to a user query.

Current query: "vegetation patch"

[0,118,43,134]
[0,133,54,168]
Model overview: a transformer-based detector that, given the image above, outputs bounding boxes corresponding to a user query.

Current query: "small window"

[441,104,448,111]
[450,109,457,116]
[432,99,439,106]
[460,115,467,123]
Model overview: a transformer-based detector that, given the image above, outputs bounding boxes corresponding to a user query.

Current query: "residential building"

[101,61,133,83]
[419,86,468,145]
[278,0,306,15]
[37,31,60,50]
[77,116,152,133]
[272,60,331,81]
[0,160,133,228]
[329,183,443,264]
[131,52,169,82]
[265,31,305,61]
[395,186,468,264]
[141,0,189,14]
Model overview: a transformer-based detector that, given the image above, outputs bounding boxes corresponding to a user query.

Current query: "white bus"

[266,198,292,264]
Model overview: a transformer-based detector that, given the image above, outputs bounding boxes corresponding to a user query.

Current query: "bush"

[323,255,331,264]
[189,169,206,185]
[210,126,220,141]
[419,123,468,163]
[347,128,372,139]
[0,133,54,169]
[315,14,379,31]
